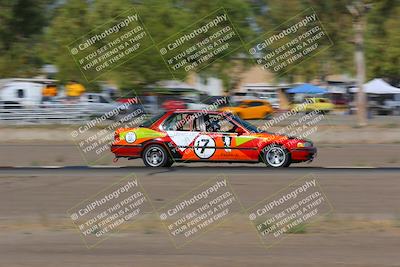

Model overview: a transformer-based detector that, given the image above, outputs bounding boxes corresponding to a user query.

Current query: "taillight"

[114,132,120,142]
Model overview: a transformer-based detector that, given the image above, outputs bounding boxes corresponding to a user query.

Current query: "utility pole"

[347,1,370,126]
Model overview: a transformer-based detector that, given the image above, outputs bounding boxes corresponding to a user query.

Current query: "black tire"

[164,158,174,167]
[261,145,291,168]
[264,113,273,120]
[142,144,171,167]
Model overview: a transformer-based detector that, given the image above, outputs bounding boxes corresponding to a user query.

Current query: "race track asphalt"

[0,167,399,267]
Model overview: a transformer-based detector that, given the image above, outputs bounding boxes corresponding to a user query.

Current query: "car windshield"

[139,113,164,128]
[231,115,266,133]
[238,101,249,107]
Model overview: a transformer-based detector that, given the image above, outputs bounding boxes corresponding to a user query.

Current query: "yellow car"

[291,97,334,113]
[219,100,274,119]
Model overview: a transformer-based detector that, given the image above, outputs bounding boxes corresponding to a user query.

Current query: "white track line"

[328,166,376,169]
[1,165,383,169]
[89,165,123,168]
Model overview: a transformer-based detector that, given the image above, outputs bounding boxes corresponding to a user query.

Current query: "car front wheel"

[142,144,172,167]
[262,145,291,168]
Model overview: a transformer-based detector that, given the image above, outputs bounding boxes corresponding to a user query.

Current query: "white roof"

[350,78,400,94]
[157,80,194,89]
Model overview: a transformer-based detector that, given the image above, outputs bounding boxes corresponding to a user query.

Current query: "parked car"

[162,99,186,111]
[370,94,400,115]
[50,93,131,118]
[79,93,133,117]
[291,97,334,113]
[218,100,274,120]
[111,110,317,168]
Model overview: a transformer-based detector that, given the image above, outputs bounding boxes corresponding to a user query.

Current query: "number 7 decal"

[194,135,216,159]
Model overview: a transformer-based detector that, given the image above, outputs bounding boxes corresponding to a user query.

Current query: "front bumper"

[290,147,317,162]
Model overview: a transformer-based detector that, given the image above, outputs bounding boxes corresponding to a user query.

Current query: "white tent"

[350,78,400,94]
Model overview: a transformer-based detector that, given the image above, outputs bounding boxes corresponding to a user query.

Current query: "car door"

[163,112,202,160]
[245,101,265,119]
[196,113,258,161]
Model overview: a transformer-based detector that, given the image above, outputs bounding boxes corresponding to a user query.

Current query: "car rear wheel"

[264,112,273,120]
[262,145,291,168]
[142,144,171,167]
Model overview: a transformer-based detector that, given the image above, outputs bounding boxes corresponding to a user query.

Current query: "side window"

[16,89,25,98]
[99,96,110,103]
[192,115,202,131]
[204,114,236,133]
[164,113,192,131]
[248,101,263,107]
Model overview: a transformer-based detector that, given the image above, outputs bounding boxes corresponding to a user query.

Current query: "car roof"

[173,109,224,114]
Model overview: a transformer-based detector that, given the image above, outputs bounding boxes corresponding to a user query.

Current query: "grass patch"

[393,216,400,228]
[354,162,367,167]
[30,161,40,166]
[286,223,307,234]
[381,123,398,128]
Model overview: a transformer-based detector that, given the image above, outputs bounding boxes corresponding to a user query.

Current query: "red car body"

[111,110,316,167]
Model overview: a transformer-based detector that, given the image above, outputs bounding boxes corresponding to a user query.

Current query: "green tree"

[41,0,255,91]
[0,0,53,77]
[366,0,400,85]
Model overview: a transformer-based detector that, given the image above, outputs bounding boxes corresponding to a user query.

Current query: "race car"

[291,97,334,114]
[111,110,316,167]
[219,100,274,120]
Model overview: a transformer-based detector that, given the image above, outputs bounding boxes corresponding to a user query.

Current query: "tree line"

[0,0,398,90]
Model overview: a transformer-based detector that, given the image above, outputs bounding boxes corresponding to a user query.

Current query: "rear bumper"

[290,147,317,162]
[111,145,142,158]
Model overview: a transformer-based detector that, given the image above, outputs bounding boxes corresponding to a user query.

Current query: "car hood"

[252,132,290,142]
[251,132,311,144]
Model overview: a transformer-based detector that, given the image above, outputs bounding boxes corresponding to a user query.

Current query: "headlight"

[297,141,312,148]
[305,141,313,147]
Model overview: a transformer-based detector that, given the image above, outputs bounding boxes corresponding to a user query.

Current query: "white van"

[0,78,56,107]
[255,91,280,109]
[238,83,281,109]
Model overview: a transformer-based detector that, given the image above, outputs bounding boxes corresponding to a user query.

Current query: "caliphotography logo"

[155,175,243,248]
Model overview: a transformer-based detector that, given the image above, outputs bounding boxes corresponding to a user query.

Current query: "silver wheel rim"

[266,147,286,167]
[145,147,165,167]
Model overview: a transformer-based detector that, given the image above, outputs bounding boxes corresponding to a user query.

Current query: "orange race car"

[111,110,316,167]
[219,100,274,120]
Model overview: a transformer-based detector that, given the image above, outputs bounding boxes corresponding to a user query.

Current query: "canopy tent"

[287,83,328,94]
[349,78,400,94]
